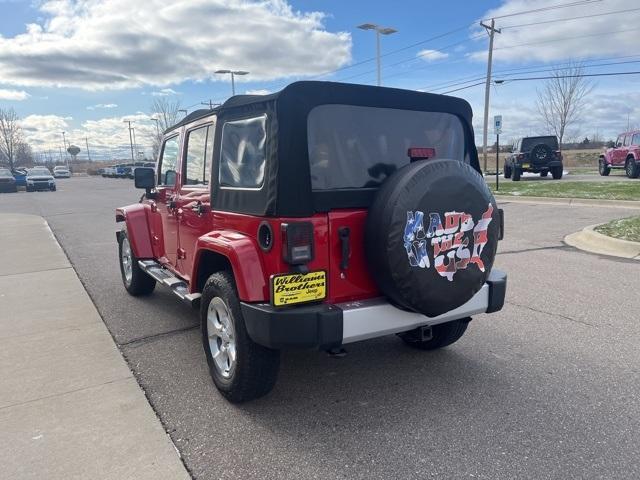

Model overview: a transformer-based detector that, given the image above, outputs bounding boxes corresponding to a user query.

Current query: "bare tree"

[15,142,34,166]
[536,64,594,147]
[0,108,25,170]
[150,98,181,159]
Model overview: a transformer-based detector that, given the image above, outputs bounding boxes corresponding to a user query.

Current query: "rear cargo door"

[326,210,379,304]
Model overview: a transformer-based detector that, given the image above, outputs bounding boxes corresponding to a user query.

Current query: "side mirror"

[134,167,156,191]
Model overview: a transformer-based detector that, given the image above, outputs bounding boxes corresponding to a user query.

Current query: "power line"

[501,7,640,29]
[494,27,640,51]
[483,0,602,21]
[495,70,640,83]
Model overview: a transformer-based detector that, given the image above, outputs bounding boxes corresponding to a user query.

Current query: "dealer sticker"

[270,271,327,307]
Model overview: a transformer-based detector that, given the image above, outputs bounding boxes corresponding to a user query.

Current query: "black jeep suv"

[504,136,563,181]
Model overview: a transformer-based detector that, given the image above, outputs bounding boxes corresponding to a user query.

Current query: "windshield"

[521,136,558,151]
[29,169,50,176]
[308,104,467,190]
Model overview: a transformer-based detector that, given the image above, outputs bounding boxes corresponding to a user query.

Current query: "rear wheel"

[599,158,611,176]
[551,166,563,179]
[626,158,639,179]
[118,231,156,296]
[512,167,521,181]
[503,163,512,179]
[400,319,470,350]
[201,271,280,403]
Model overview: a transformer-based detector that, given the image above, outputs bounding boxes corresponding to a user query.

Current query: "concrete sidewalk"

[0,214,189,480]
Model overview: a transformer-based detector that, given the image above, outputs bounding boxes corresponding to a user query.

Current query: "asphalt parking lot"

[1,176,639,480]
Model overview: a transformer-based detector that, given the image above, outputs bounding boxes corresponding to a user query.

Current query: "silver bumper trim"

[339,284,490,344]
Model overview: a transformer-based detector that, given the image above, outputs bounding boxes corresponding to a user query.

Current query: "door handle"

[338,227,350,270]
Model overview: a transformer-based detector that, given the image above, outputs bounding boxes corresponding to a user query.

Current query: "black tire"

[551,166,563,180]
[503,163,512,179]
[598,158,610,176]
[201,271,280,403]
[626,158,639,179]
[50,185,57,191]
[400,318,470,350]
[512,167,521,181]
[26,186,33,192]
[118,231,156,296]
[365,159,500,318]
[540,171,548,177]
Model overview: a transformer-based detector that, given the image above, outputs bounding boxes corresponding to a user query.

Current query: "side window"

[623,135,632,147]
[219,115,267,189]
[158,135,180,186]
[633,134,640,146]
[184,125,212,186]
[616,136,623,147]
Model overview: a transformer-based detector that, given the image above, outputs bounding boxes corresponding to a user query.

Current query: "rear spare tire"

[530,143,553,163]
[365,159,500,318]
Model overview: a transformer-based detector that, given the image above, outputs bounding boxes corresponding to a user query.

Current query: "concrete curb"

[564,224,640,260]
[0,213,190,480]
[495,195,640,210]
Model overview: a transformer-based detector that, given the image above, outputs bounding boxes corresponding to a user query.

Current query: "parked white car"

[53,166,71,178]
[26,167,56,192]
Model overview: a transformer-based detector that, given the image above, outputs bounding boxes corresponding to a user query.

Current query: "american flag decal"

[404,204,494,282]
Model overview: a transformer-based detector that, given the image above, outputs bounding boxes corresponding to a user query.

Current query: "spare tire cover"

[365,159,499,317]
[530,143,553,162]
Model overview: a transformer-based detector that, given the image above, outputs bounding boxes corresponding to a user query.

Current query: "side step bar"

[138,260,201,308]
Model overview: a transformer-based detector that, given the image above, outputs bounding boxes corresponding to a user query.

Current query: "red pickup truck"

[116,82,507,402]
[599,130,640,178]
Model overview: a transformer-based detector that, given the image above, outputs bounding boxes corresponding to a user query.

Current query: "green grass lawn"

[595,216,640,242]
[488,181,640,201]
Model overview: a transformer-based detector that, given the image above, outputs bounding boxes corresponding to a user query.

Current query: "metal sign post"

[494,115,502,191]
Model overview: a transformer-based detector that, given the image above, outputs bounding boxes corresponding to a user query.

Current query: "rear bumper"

[519,160,562,169]
[241,269,507,350]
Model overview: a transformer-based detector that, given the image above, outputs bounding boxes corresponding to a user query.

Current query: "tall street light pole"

[480,18,501,173]
[85,137,91,162]
[123,120,135,162]
[215,70,249,96]
[357,23,398,86]
[61,131,69,166]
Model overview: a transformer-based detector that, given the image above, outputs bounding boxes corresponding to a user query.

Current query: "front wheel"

[201,271,280,403]
[512,167,521,181]
[626,159,639,179]
[599,159,611,176]
[118,231,155,296]
[551,166,563,179]
[400,318,470,350]
[503,163,512,179]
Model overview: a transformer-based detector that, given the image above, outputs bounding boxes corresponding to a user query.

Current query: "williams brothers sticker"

[271,271,327,307]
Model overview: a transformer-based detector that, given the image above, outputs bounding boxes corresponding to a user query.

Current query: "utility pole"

[85,137,91,162]
[123,120,135,162]
[61,131,69,166]
[480,18,500,173]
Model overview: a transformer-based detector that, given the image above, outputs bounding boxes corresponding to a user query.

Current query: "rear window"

[521,136,558,152]
[307,105,467,190]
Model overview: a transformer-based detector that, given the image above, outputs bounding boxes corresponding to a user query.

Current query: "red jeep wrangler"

[116,82,507,402]
[599,130,640,178]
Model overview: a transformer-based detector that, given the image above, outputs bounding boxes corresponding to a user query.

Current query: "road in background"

[1,177,639,479]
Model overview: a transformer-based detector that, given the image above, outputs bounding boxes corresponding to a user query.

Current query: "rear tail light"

[555,150,562,159]
[517,153,525,160]
[281,222,314,265]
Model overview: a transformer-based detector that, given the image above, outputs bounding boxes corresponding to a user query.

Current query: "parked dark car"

[0,168,18,193]
[504,136,563,181]
[26,167,56,192]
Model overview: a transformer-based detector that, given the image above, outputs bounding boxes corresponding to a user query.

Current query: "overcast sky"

[1,0,639,161]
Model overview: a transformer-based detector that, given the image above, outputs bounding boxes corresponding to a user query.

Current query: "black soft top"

[171,81,479,217]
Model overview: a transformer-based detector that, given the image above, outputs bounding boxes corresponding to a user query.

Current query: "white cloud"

[470,0,640,62]
[417,49,449,62]
[151,88,180,97]
[0,88,30,101]
[245,89,271,95]
[86,103,118,110]
[0,0,351,90]
[21,113,159,160]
